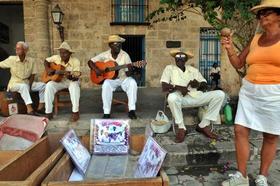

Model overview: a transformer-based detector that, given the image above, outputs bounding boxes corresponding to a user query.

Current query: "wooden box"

[0,133,65,186]
[42,135,169,186]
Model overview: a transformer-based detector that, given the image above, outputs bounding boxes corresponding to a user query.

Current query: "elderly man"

[88,35,138,119]
[0,41,45,115]
[160,49,225,143]
[44,42,81,122]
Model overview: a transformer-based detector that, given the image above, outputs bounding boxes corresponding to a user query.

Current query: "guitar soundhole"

[104,68,110,73]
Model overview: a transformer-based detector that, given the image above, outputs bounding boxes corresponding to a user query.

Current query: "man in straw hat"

[88,35,138,119]
[221,0,280,185]
[44,41,81,122]
[0,41,45,115]
[160,49,225,143]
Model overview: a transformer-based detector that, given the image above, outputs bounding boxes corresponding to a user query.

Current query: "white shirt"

[91,49,132,80]
[160,64,207,97]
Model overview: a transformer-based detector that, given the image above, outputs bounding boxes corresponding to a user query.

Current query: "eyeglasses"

[256,9,276,19]
[175,54,187,58]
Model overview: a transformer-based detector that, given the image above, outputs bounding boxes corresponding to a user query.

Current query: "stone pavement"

[44,88,280,185]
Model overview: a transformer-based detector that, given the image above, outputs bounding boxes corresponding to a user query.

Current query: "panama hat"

[251,0,280,14]
[55,41,74,53]
[107,35,125,43]
[170,49,194,59]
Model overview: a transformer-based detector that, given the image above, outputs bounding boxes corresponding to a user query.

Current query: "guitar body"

[90,61,119,85]
[42,63,65,83]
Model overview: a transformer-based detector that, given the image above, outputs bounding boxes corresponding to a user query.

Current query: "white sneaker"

[221,171,249,186]
[255,175,268,186]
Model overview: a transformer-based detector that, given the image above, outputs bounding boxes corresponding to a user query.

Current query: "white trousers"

[102,77,137,114]
[45,80,80,114]
[9,82,46,105]
[168,90,225,130]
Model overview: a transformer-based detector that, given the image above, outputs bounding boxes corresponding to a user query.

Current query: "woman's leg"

[260,133,279,176]
[234,124,251,177]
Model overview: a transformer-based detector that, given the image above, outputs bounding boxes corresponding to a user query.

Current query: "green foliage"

[148,0,261,49]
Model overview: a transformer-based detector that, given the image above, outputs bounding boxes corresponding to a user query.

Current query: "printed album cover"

[90,119,130,154]
[134,136,167,178]
[60,129,91,175]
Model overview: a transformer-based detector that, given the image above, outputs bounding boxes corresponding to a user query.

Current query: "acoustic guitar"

[90,60,146,85]
[42,63,81,83]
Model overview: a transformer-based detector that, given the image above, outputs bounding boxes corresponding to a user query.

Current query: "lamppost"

[51,4,64,42]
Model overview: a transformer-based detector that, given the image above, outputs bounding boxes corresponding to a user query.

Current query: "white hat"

[251,0,280,14]
[170,49,194,59]
[55,41,74,53]
[107,35,125,43]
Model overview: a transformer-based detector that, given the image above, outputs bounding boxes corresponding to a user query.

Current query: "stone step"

[46,110,200,136]
[154,126,280,168]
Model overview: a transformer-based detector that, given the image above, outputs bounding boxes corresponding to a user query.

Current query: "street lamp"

[51,4,64,42]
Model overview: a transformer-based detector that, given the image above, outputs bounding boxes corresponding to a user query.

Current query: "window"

[199,28,221,85]
[111,0,149,25]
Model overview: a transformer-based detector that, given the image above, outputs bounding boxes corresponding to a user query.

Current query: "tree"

[147,0,261,76]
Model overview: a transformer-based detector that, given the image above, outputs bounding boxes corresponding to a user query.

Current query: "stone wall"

[0,0,241,95]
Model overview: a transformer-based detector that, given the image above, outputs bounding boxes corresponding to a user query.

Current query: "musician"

[88,35,138,119]
[44,42,81,122]
[0,41,45,115]
[160,49,225,143]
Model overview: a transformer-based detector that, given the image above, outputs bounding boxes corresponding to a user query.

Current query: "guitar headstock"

[132,60,147,68]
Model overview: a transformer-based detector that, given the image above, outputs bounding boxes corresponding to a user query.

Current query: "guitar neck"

[108,63,132,72]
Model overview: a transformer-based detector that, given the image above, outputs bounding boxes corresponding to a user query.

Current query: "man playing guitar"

[44,42,81,122]
[88,35,139,119]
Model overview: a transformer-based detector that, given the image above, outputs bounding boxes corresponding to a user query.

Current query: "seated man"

[44,42,81,122]
[160,49,225,143]
[88,35,138,119]
[0,41,45,115]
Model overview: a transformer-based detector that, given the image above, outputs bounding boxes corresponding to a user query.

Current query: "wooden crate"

[0,133,65,186]
[42,134,169,186]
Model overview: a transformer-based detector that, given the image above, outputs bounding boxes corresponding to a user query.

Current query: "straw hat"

[55,42,74,53]
[169,49,194,59]
[107,35,125,43]
[251,0,280,14]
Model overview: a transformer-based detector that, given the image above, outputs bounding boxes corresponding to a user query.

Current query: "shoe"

[45,113,53,120]
[103,114,111,119]
[70,112,79,122]
[27,111,39,116]
[128,110,137,120]
[196,125,219,140]
[175,128,186,143]
[221,171,249,186]
[255,175,268,186]
[36,108,45,115]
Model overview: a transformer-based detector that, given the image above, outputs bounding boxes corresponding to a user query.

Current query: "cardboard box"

[0,133,65,186]
[42,135,169,186]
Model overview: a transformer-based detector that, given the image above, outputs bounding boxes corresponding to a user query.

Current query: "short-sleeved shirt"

[91,49,132,80]
[0,56,37,90]
[45,55,80,72]
[210,67,220,74]
[160,64,207,97]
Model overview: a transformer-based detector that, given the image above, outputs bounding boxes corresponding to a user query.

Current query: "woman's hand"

[221,35,234,51]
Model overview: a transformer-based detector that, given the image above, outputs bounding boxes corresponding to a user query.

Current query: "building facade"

[0,0,241,95]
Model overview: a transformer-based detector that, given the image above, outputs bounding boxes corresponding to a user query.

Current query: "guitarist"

[88,35,138,119]
[0,41,45,115]
[160,49,225,143]
[44,42,81,122]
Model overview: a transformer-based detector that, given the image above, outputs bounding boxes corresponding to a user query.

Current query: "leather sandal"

[70,112,80,122]
[196,125,219,140]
